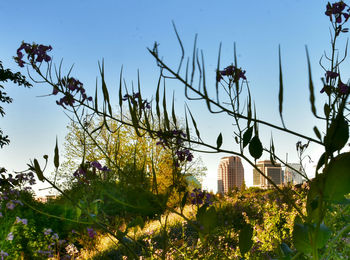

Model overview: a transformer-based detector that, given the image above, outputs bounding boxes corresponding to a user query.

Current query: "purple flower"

[6,201,15,210]
[87,227,97,238]
[325,1,350,24]
[190,188,213,205]
[6,232,13,241]
[217,65,247,82]
[15,217,28,225]
[52,233,59,240]
[91,161,102,169]
[0,212,2,217]
[326,71,339,82]
[0,250,8,260]
[15,42,52,67]
[90,161,110,172]
[338,81,349,94]
[43,228,52,235]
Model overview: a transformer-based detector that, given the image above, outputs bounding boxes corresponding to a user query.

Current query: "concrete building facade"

[253,160,282,188]
[284,163,305,185]
[217,156,245,193]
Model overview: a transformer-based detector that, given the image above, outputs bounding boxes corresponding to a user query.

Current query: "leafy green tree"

[57,117,206,195]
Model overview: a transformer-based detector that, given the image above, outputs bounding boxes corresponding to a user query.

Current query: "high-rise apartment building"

[253,160,282,188]
[284,163,305,185]
[217,156,245,193]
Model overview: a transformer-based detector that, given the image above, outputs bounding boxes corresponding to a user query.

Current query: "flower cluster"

[65,243,79,256]
[122,92,151,109]
[87,227,97,238]
[55,77,92,108]
[156,129,186,147]
[321,77,349,95]
[15,216,28,225]
[175,148,194,167]
[325,1,350,24]
[38,228,67,258]
[73,161,110,184]
[156,129,193,167]
[90,161,110,172]
[15,42,52,67]
[190,188,213,206]
[216,65,247,82]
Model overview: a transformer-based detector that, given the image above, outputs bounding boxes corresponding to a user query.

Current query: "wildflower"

[6,232,13,241]
[6,201,15,210]
[338,80,349,94]
[43,228,52,235]
[52,233,59,240]
[90,161,110,172]
[87,227,97,238]
[15,42,52,67]
[325,1,350,23]
[325,70,339,82]
[0,251,8,260]
[217,65,247,82]
[190,188,213,205]
[15,217,28,225]
[65,244,79,255]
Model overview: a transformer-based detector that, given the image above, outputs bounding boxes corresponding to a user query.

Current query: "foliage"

[1,1,350,259]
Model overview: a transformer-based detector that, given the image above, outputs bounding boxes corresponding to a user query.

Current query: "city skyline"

[214,157,306,193]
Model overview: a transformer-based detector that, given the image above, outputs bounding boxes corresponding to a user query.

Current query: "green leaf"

[187,105,201,140]
[279,242,293,258]
[249,136,263,159]
[306,177,324,223]
[54,137,59,169]
[305,47,317,117]
[33,159,44,182]
[242,127,253,148]
[270,137,276,166]
[216,133,223,149]
[181,191,188,210]
[313,126,322,141]
[324,114,349,153]
[323,152,350,202]
[118,66,123,110]
[278,45,286,128]
[315,223,331,249]
[162,83,170,130]
[324,103,330,118]
[76,207,81,220]
[99,60,113,116]
[247,89,252,128]
[201,206,217,233]
[293,222,312,254]
[239,224,253,255]
[185,110,190,142]
[155,74,161,120]
[171,92,177,127]
[316,152,326,172]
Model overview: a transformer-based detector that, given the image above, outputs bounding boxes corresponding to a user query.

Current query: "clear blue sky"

[1,0,345,193]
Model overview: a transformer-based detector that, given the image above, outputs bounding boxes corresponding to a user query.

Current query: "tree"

[57,115,206,196]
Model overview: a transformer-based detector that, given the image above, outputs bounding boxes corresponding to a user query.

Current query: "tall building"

[284,163,305,185]
[253,160,282,188]
[217,156,245,193]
